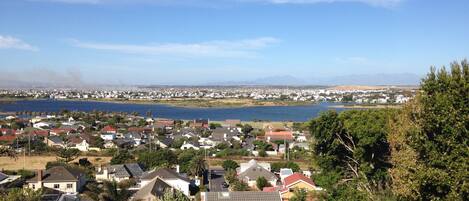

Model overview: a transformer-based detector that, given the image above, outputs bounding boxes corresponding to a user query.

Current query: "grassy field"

[0,156,112,170]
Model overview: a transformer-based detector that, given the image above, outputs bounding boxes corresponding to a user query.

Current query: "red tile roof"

[30,130,49,137]
[283,173,315,188]
[266,131,294,141]
[0,135,16,142]
[102,125,117,132]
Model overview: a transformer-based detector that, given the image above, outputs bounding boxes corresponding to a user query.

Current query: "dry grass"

[0,156,112,171]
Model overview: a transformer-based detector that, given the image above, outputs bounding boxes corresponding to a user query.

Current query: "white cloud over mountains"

[0,35,38,51]
[69,37,279,58]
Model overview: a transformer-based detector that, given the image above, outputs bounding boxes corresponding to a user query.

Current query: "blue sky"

[1,0,469,85]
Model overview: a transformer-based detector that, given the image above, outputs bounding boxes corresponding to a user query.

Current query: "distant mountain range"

[0,73,421,88]
[207,73,421,86]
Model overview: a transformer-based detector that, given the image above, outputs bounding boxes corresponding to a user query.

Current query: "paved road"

[210,169,228,192]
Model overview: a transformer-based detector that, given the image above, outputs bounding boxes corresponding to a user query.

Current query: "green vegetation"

[271,161,301,173]
[388,61,469,201]
[110,150,135,165]
[308,60,469,200]
[56,147,81,163]
[0,188,43,201]
[256,176,271,190]
[222,160,239,171]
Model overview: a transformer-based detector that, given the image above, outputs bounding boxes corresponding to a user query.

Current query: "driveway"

[209,169,228,192]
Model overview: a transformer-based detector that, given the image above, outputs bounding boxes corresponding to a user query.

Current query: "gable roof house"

[124,132,143,146]
[237,160,277,189]
[26,166,86,194]
[44,136,65,148]
[140,168,191,196]
[96,163,144,184]
[156,137,174,149]
[132,177,186,201]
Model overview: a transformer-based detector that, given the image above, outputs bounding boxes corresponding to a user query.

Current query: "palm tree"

[98,181,132,201]
[189,155,207,185]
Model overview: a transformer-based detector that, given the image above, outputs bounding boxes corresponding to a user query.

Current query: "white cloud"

[69,37,279,58]
[0,35,38,51]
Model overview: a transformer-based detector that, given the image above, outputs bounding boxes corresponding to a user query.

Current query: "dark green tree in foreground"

[389,60,469,201]
[309,109,396,200]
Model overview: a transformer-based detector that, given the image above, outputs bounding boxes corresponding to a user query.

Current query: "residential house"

[265,130,294,142]
[202,192,282,201]
[44,136,65,148]
[155,118,175,130]
[140,168,191,196]
[101,125,117,134]
[67,136,90,152]
[239,159,271,172]
[26,166,86,194]
[191,119,209,129]
[96,163,144,183]
[0,171,21,186]
[156,137,174,149]
[263,173,321,201]
[132,177,183,201]
[124,132,143,146]
[237,160,277,188]
[180,141,200,150]
[101,133,116,141]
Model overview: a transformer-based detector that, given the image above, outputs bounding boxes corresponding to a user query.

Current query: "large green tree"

[389,60,469,200]
[309,109,396,200]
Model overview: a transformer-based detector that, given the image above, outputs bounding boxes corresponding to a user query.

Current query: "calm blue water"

[0,100,347,121]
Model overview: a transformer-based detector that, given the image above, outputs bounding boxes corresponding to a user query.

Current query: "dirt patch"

[0,156,112,170]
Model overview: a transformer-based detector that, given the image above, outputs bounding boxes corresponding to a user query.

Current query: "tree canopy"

[388,60,469,200]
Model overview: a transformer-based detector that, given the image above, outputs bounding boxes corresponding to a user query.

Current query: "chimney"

[37,170,43,182]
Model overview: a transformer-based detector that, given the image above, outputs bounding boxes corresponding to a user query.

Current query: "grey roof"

[27,166,84,183]
[238,165,277,181]
[105,163,143,178]
[125,163,144,178]
[158,137,174,146]
[108,165,131,178]
[203,192,282,201]
[141,168,190,183]
[0,172,7,182]
[132,177,174,200]
[48,136,64,144]
[211,128,238,141]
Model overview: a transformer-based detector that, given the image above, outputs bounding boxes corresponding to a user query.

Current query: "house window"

[67,184,73,189]
[32,184,35,189]
[54,184,60,189]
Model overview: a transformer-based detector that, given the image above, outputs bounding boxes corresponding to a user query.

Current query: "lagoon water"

[0,99,347,121]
